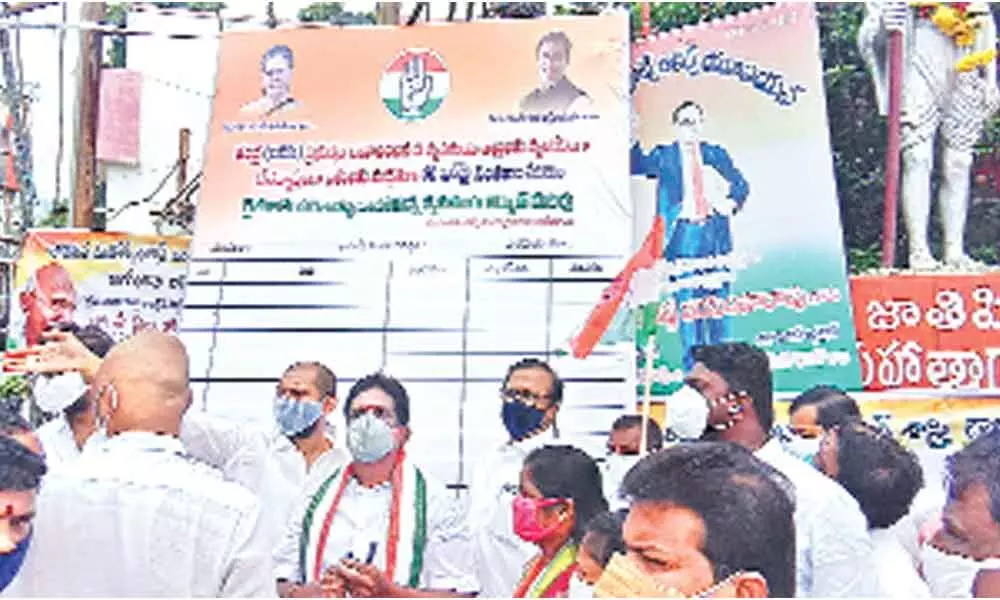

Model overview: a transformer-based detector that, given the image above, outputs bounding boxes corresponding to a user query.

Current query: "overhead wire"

[107,160,180,221]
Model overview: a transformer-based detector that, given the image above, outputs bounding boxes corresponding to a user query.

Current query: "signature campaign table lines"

[179,252,633,487]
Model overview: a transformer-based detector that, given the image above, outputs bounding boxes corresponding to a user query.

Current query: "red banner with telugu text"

[851,273,1000,391]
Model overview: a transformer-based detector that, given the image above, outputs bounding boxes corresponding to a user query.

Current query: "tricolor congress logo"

[380,48,450,122]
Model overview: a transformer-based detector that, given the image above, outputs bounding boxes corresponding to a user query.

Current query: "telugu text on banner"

[852,273,1000,391]
[630,3,862,398]
[184,16,632,485]
[10,230,190,347]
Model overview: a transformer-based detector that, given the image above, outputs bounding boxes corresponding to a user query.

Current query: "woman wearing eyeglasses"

[512,445,608,598]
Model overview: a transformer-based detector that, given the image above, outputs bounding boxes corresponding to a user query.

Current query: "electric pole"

[72,2,105,229]
[0,4,39,241]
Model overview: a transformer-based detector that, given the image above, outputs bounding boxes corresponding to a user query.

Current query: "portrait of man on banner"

[241,44,300,117]
[631,99,750,370]
[18,263,77,347]
[519,30,593,114]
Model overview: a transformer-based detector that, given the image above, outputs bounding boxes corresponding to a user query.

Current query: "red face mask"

[513,495,566,543]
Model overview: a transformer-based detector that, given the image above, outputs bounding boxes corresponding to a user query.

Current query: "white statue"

[858,1,1000,270]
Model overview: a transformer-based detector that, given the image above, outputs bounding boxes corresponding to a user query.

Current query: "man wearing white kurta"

[5,331,274,597]
[467,358,565,597]
[30,325,115,467]
[683,342,880,597]
[179,361,349,546]
[33,409,81,465]
[22,345,348,551]
[274,372,477,598]
[812,420,931,598]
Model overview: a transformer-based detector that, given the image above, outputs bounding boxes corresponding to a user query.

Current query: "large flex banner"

[630,3,862,399]
[10,230,190,347]
[852,273,1000,391]
[184,15,632,485]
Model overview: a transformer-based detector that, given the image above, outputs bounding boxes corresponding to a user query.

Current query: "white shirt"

[679,141,707,220]
[889,484,946,569]
[32,411,346,544]
[467,430,557,597]
[756,438,878,597]
[273,458,478,593]
[179,411,349,548]
[35,416,81,467]
[601,454,640,510]
[870,527,931,598]
[5,431,274,597]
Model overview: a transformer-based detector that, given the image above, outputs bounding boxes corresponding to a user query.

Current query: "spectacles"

[501,388,550,408]
[607,448,641,456]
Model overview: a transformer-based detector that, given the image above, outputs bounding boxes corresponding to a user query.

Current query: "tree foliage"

[297,3,374,25]
[634,1,769,31]
[486,4,547,19]
[814,4,889,269]
[149,2,226,11]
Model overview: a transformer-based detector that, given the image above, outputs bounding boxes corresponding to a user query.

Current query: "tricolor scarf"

[514,544,578,598]
[298,454,428,587]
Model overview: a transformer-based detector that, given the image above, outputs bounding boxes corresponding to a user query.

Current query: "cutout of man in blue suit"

[631,100,750,370]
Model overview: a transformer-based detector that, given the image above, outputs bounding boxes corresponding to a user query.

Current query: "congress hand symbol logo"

[381,49,450,122]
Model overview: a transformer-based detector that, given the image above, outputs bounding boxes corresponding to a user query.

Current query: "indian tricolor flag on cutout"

[380,49,450,122]
[569,215,666,359]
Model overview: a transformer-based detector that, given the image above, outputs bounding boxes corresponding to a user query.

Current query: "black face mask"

[0,533,31,592]
[502,401,545,441]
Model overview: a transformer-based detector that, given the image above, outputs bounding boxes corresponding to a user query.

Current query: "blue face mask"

[273,396,324,438]
[0,533,31,592]
[502,400,546,441]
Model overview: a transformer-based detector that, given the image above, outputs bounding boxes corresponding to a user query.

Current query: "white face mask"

[567,576,594,599]
[665,385,710,440]
[603,454,640,501]
[33,372,89,413]
[782,434,820,466]
[922,544,1000,597]
[346,412,397,464]
[83,426,109,452]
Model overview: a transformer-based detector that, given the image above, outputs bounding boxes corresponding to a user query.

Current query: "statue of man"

[858,1,999,270]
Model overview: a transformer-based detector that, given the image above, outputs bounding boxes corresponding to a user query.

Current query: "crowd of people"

[0,327,997,597]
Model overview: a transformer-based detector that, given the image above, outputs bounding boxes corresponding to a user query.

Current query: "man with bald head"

[6,331,275,596]
[18,263,76,347]
[4,331,346,554]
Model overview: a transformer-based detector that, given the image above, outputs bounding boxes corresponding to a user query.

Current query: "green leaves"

[644,2,770,36]
[297,3,374,25]
[0,375,29,400]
